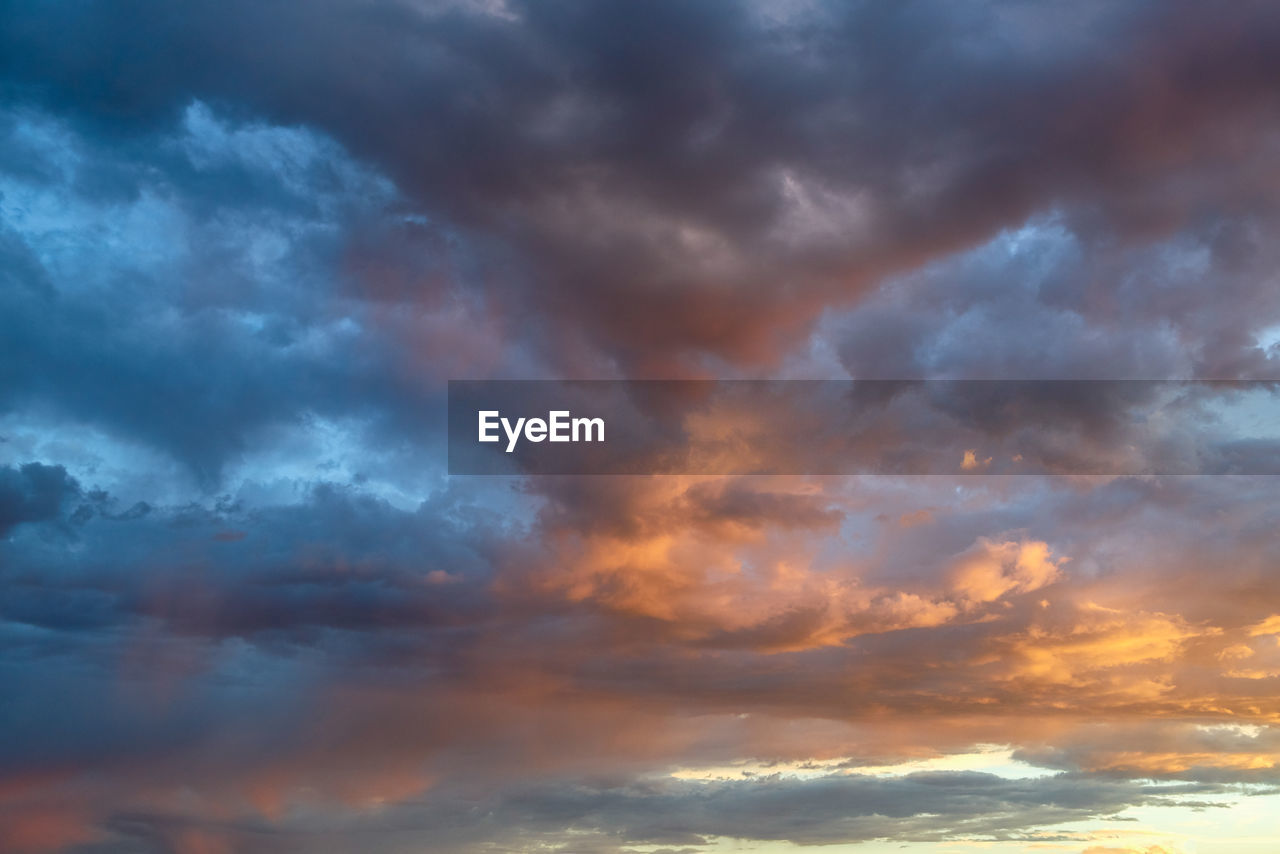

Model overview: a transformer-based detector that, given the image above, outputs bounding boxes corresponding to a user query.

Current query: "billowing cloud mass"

[2,1,1280,853]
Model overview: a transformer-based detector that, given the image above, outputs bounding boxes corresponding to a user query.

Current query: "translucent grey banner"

[447,380,1280,475]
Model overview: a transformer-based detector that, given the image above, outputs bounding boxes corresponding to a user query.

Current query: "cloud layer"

[3,1,1280,853]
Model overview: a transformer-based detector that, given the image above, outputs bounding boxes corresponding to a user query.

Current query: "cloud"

[949,538,1065,605]
[0,463,79,537]
[0,768,1230,854]
[4,1,1280,374]
[4,1,1280,851]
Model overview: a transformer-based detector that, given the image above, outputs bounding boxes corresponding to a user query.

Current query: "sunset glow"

[2,2,1280,852]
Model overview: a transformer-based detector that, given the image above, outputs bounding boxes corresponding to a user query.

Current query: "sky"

[1,1,1280,852]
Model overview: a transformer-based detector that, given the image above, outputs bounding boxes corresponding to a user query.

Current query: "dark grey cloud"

[830,213,1280,381]
[0,107,431,483]
[462,771,1222,846]
[6,0,1280,374]
[2,0,1280,490]
[1,476,500,644]
[50,770,1235,854]
[0,463,79,537]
